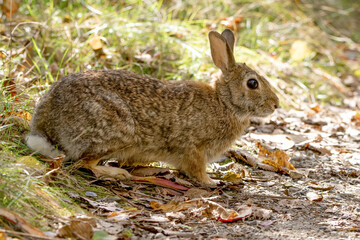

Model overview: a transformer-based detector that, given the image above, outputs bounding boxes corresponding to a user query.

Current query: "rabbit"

[25,29,279,186]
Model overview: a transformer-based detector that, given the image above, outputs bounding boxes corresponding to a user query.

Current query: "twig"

[248,194,297,200]
[111,189,143,209]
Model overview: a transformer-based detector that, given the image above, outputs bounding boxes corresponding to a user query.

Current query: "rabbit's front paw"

[198,174,221,187]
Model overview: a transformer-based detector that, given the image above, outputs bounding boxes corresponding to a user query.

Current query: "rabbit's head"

[209,29,279,118]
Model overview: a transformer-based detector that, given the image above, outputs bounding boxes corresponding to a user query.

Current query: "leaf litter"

[1,1,360,239]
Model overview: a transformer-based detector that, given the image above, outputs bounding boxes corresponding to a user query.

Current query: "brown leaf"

[257,142,295,174]
[0,110,32,122]
[0,207,46,237]
[310,104,321,113]
[306,192,323,202]
[353,111,360,122]
[223,171,244,183]
[308,183,334,191]
[219,16,243,31]
[0,231,7,240]
[132,176,189,191]
[89,35,103,51]
[150,199,252,223]
[57,216,96,240]
[2,0,20,18]
[2,78,17,97]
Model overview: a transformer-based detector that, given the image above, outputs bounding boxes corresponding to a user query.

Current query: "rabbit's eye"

[247,79,258,89]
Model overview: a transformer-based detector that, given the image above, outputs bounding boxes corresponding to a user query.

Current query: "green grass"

[0,0,359,230]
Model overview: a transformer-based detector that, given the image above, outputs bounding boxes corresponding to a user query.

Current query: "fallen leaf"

[57,215,96,240]
[308,183,334,191]
[227,149,278,172]
[165,212,186,221]
[353,111,360,122]
[0,207,46,237]
[89,35,103,51]
[44,155,64,182]
[256,142,295,174]
[290,40,312,62]
[138,215,169,223]
[150,199,252,223]
[223,172,243,183]
[0,110,32,121]
[251,206,273,220]
[261,220,274,227]
[306,192,323,201]
[219,16,243,31]
[47,155,63,172]
[132,176,189,191]
[1,0,20,18]
[310,104,321,113]
[0,232,7,240]
[218,205,252,223]
[2,78,17,97]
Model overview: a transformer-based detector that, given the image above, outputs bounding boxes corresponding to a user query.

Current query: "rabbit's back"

[30,69,245,162]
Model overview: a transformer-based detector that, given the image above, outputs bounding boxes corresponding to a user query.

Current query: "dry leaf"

[256,142,295,174]
[290,40,312,62]
[223,172,243,183]
[306,192,323,202]
[2,0,20,18]
[308,183,334,191]
[353,111,360,122]
[310,104,321,113]
[89,35,103,51]
[132,176,189,191]
[57,216,96,240]
[0,232,7,240]
[2,79,17,97]
[0,207,46,237]
[0,110,32,121]
[150,199,252,223]
[219,16,243,30]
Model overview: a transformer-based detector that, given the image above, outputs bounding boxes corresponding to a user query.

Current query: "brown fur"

[26,29,279,185]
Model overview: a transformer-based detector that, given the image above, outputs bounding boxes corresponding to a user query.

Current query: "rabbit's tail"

[25,133,64,158]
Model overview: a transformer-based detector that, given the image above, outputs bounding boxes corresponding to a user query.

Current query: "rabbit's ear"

[208,30,235,72]
[221,29,235,53]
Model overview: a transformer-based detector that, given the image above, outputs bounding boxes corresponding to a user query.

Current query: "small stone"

[289,170,303,179]
[85,191,97,198]
[154,233,165,239]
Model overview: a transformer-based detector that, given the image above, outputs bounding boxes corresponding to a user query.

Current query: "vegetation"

[0,0,359,238]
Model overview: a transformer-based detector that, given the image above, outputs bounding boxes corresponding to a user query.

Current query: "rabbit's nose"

[274,103,280,109]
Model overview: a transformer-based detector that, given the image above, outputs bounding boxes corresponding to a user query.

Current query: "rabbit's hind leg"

[83,158,132,181]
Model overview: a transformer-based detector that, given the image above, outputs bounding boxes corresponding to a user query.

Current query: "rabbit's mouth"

[254,107,277,117]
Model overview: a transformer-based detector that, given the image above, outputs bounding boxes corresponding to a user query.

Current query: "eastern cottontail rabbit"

[26,29,279,185]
